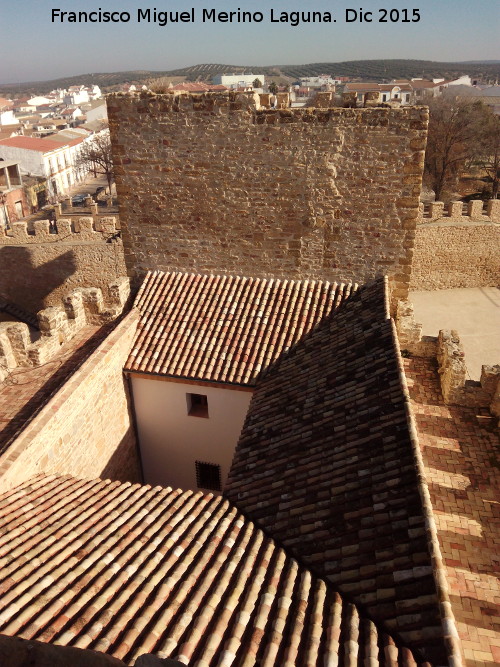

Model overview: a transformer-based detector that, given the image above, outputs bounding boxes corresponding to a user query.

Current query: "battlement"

[0,217,121,244]
[108,89,427,123]
[0,277,130,382]
[418,199,500,224]
[396,299,500,419]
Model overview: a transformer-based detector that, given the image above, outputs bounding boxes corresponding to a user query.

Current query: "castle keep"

[108,92,428,306]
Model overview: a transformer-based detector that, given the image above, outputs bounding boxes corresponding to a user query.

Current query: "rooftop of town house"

[0,472,429,667]
[225,277,454,665]
[0,134,84,152]
[125,270,357,385]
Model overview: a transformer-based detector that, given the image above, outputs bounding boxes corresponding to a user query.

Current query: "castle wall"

[0,310,141,491]
[410,222,499,290]
[0,217,126,314]
[108,93,428,305]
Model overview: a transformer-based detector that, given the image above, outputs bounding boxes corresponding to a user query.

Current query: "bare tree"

[75,132,114,192]
[424,98,492,201]
[474,110,500,199]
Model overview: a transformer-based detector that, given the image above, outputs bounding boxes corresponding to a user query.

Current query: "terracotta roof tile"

[225,278,447,664]
[0,134,83,152]
[125,271,356,385]
[0,473,428,666]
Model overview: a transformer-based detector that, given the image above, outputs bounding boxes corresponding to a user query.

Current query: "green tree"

[252,78,262,89]
[268,82,279,95]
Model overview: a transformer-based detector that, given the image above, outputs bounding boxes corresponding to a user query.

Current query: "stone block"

[75,217,95,234]
[487,198,500,222]
[429,202,444,220]
[33,220,51,236]
[56,218,72,234]
[11,222,29,241]
[447,201,463,218]
[467,199,484,220]
[108,277,130,307]
[38,305,68,337]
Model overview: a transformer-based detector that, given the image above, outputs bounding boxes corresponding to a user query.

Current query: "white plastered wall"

[131,376,252,492]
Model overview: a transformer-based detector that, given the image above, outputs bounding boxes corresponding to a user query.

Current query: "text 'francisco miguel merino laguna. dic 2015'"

[51,7,422,26]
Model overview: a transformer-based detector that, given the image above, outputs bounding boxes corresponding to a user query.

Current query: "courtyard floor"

[405,357,500,667]
[409,287,500,381]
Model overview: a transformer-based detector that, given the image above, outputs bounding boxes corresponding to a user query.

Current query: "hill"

[1,59,499,96]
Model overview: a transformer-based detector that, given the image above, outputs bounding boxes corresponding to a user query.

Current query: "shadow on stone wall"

[0,247,77,315]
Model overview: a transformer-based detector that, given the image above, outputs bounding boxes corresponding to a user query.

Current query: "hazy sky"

[1,0,499,83]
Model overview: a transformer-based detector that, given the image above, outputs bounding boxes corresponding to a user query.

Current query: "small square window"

[187,392,209,418]
[195,461,221,491]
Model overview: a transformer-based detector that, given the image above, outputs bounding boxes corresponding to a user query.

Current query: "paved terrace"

[410,287,500,381]
[0,325,104,456]
[404,357,500,667]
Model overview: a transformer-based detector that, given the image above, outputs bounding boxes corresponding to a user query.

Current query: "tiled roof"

[0,473,426,666]
[0,135,60,153]
[171,83,228,92]
[225,278,447,664]
[344,83,381,92]
[125,271,357,385]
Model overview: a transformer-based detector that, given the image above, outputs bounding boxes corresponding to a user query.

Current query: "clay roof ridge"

[245,277,284,381]
[258,279,294,373]
[181,274,237,380]
[254,278,298,380]
[0,474,428,664]
[148,273,202,374]
[254,279,361,384]
[201,275,251,382]
[0,473,80,529]
[215,276,262,384]
[149,508,258,663]
[0,476,110,559]
[110,499,238,660]
[212,275,268,383]
[63,490,218,654]
[139,271,190,372]
[0,472,60,507]
[128,271,169,368]
[220,276,270,384]
[0,483,158,631]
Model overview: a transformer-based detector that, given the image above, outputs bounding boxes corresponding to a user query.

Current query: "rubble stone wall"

[108,92,429,306]
[0,310,142,491]
[410,223,500,290]
[0,217,126,314]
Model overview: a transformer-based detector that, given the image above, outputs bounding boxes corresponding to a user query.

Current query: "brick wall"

[410,223,500,290]
[108,92,428,305]
[0,218,126,314]
[0,310,141,491]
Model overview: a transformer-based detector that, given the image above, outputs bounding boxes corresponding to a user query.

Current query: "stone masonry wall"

[0,217,126,314]
[0,310,142,492]
[108,92,428,305]
[410,222,499,290]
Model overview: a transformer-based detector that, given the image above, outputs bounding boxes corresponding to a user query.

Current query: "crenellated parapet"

[418,199,500,223]
[0,217,121,244]
[396,299,500,419]
[0,277,130,382]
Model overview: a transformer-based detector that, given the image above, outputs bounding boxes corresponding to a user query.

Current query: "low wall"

[0,309,142,492]
[0,217,126,314]
[410,222,499,290]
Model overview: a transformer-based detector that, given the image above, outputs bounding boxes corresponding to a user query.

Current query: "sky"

[0,0,499,83]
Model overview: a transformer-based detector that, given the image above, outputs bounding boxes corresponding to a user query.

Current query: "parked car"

[72,193,91,206]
